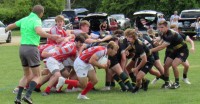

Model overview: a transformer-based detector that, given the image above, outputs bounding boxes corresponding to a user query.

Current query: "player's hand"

[190,47,195,53]
[153,41,159,46]
[107,60,111,67]
[5,28,8,33]
[56,37,64,43]
[101,64,108,69]
[133,68,139,74]
[50,35,60,40]
[125,50,129,56]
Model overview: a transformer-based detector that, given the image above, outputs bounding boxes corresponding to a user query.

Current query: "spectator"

[195,17,200,40]
[157,14,166,24]
[109,18,118,33]
[99,20,109,35]
[170,11,179,26]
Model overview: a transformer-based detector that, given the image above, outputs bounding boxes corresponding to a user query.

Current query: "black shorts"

[19,45,40,67]
[139,62,153,74]
[153,52,159,60]
[109,56,120,68]
[168,48,189,62]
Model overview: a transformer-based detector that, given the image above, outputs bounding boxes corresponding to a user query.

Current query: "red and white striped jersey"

[57,41,74,47]
[52,42,77,62]
[79,46,107,63]
[38,44,55,59]
[47,26,68,45]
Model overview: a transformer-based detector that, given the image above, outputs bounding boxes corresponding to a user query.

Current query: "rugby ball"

[98,56,108,65]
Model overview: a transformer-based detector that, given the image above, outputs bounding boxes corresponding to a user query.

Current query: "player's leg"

[181,60,191,84]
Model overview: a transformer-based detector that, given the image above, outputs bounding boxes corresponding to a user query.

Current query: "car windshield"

[0,21,5,27]
[181,11,200,18]
[144,17,156,21]
[62,11,76,19]
[111,15,125,20]
[42,20,55,28]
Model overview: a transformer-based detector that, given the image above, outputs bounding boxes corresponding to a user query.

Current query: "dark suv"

[82,13,109,32]
[61,8,88,23]
[179,9,200,37]
[133,10,163,34]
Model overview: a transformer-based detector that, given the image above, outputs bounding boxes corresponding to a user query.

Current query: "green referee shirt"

[16,12,42,46]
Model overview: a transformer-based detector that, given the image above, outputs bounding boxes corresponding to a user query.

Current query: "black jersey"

[131,39,154,63]
[108,38,127,68]
[162,30,187,51]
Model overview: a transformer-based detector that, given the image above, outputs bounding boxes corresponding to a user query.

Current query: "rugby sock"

[165,77,169,85]
[120,72,134,90]
[67,84,73,89]
[183,74,187,78]
[16,86,24,100]
[129,72,136,86]
[25,83,29,89]
[44,86,51,93]
[36,84,42,89]
[111,81,115,87]
[105,82,111,87]
[25,81,37,98]
[159,75,165,81]
[132,86,139,93]
[175,78,179,84]
[81,82,94,95]
[113,74,126,91]
[65,80,78,88]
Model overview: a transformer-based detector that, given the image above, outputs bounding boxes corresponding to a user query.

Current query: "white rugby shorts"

[46,57,64,73]
[74,57,94,77]
[63,57,74,67]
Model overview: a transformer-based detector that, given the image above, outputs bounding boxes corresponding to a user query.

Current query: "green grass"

[12,30,20,36]
[0,41,200,104]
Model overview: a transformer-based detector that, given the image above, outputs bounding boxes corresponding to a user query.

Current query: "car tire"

[6,32,11,43]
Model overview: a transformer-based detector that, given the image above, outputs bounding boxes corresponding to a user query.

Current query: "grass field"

[0,41,200,104]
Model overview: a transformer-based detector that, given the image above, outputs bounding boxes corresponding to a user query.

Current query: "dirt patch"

[0,36,21,46]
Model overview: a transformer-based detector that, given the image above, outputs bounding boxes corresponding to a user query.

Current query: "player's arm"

[120,51,127,70]
[85,38,99,44]
[5,23,18,32]
[78,44,87,55]
[99,35,112,42]
[186,36,195,52]
[151,42,168,53]
[135,53,147,71]
[35,26,60,40]
[41,50,54,58]
[89,54,107,69]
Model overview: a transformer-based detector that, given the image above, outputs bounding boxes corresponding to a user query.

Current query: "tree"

[0,0,65,23]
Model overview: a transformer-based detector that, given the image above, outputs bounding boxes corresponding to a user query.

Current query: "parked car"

[110,14,131,30]
[133,10,163,34]
[61,8,89,23]
[0,21,11,43]
[40,18,72,43]
[178,9,200,37]
[82,13,108,32]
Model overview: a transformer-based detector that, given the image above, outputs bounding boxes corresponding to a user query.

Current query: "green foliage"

[98,0,200,19]
[1,0,200,24]
[0,0,64,24]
